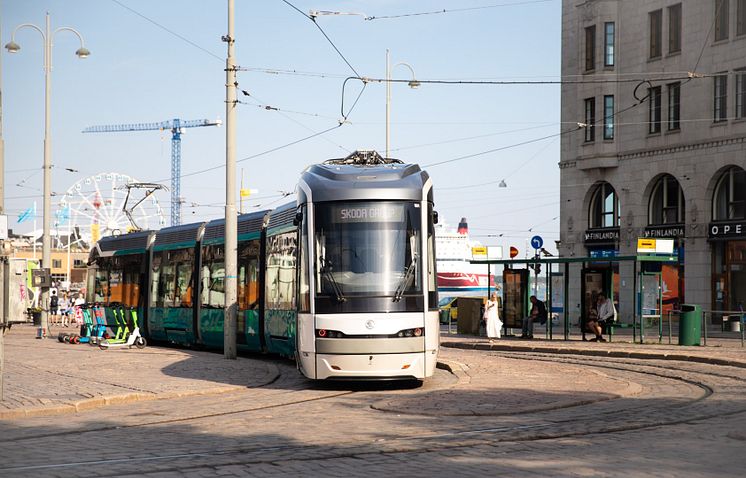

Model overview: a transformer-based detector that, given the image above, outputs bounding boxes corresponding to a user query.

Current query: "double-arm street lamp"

[385,49,419,159]
[5,12,90,335]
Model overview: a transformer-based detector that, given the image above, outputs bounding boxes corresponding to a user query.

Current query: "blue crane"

[83,118,222,226]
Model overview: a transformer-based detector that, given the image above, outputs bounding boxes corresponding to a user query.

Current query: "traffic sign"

[509,246,519,259]
[530,235,544,250]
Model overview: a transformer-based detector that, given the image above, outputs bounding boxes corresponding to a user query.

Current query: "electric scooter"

[99,306,146,350]
[64,305,94,344]
[86,305,108,345]
[58,304,88,343]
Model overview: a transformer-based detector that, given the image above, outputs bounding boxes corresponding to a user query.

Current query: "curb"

[436,360,471,386]
[442,341,746,369]
[0,374,280,421]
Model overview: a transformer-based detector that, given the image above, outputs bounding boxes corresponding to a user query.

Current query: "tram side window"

[201,245,225,308]
[153,249,195,308]
[176,263,193,307]
[238,240,260,310]
[265,232,297,310]
[160,263,176,307]
[109,270,124,304]
[94,265,109,303]
[299,211,310,313]
[123,266,141,308]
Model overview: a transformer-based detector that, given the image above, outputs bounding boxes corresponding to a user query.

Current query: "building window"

[52,259,62,269]
[649,86,662,134]
[650,9,663,58]
[668,4,682,53]
[714,74,728,122]
[589,182,620,228]
[736,69,746,119]
[668,82,681,130]
[73,259,85,268]
[649,175,685,225]
[715,0,729,41]
[713,167,746,220]
[604,22,615,67]
[603,95,614,140]
[585,25,596,71]
[584,97,596,142]
[739,0,746,36]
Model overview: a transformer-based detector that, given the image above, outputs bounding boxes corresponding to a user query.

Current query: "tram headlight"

[395,328,424,338]
[317,329,345,338]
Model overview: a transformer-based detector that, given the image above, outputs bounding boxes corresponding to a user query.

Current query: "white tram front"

[294,151,439,380]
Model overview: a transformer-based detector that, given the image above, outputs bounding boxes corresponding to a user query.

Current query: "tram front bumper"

[315,352,427,380]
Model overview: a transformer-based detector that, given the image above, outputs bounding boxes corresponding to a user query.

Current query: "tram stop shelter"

[470,252,680,343]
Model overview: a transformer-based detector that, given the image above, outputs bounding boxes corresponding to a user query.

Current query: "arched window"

[589,182,620,228]
[713,167,746,220]
[649,175,685,225]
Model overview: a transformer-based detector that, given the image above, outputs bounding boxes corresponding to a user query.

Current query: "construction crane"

[83,118,222,226]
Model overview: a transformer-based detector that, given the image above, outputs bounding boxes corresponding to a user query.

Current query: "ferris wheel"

[56,172,166,244]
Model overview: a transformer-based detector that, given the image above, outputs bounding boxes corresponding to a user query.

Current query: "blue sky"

[2,0,561,255]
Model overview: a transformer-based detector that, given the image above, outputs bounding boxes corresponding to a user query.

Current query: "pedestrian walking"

[49,290,59,326]
[73,292,85,326]
[59,292,71,327]
[484,291,503,342]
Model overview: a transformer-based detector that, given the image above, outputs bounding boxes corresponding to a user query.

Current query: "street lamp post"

[385,49,419,159]
[5,13,90,336]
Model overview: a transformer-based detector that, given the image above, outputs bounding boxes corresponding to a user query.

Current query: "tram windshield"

[314,201,421,299]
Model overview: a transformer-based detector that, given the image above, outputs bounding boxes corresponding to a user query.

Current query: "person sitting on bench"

[589,293,615,342]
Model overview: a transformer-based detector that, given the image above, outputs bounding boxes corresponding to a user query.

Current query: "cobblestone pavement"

[1,324,746,477]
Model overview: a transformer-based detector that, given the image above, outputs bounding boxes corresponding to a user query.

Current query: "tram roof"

[299,162,430,203]
[90,230,154,262]
[203,209,269,245]
[152,222,206,251]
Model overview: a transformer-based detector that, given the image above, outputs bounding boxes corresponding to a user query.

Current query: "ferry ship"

[435,217,498,295]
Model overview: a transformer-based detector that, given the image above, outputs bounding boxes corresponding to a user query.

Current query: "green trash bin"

[679,304,702,346]
[439,309,450,324]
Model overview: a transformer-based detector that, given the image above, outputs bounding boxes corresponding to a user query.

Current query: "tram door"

[503,268,529,329]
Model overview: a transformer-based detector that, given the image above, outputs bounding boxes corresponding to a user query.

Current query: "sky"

[1,0,562,256]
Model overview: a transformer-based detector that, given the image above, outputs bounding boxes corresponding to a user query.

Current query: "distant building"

[560,0,746,324]
[4,229,89,287]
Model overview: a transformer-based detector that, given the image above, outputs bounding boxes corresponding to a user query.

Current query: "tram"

[87,151,440,380]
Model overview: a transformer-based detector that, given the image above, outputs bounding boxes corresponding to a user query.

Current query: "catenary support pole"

[223,0,238,359]
[0,1,6,401]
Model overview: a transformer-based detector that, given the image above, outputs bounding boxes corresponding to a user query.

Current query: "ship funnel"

[457,217,468,235]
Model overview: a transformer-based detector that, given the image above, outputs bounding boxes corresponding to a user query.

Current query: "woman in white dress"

[484,291,503,342]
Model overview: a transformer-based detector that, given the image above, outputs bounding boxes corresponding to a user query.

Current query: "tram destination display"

[331,203,406,223]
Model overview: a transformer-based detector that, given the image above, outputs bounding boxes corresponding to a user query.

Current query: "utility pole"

[1,3,6,401]
[223,0,238,359]
[5,13,89,339]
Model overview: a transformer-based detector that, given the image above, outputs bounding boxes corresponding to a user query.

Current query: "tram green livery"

[87,151,439,380]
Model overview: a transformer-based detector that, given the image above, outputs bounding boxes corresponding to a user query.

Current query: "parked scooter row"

[57,303,147,350]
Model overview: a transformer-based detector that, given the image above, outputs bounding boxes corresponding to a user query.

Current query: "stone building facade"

[560,0,746,325]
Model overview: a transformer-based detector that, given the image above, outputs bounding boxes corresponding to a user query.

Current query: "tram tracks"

[3,351,746,476]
